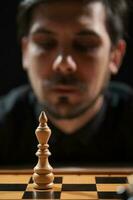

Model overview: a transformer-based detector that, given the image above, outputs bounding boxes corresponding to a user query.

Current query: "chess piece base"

[33,182,53,190]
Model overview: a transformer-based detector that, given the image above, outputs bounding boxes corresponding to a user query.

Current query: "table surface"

[0,167,133,199]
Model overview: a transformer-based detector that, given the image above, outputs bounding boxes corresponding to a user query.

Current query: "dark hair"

[17,0,129,45]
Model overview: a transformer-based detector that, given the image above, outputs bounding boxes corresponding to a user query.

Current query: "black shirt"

[0,82,133,167]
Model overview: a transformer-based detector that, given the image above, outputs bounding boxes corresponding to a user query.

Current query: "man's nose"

[52,54,77,74]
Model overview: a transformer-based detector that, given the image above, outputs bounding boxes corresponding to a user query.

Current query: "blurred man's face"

[22,1,124,119]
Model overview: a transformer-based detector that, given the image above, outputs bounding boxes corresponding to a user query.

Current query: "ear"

[109,39,126,74]
[21,37,29,70]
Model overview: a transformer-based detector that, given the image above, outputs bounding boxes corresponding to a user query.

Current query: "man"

[0,0,132,167]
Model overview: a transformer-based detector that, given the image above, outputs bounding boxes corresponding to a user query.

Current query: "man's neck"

[48,96,104,134]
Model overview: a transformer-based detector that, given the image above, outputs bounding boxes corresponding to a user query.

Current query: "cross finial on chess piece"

[32,111,54,190]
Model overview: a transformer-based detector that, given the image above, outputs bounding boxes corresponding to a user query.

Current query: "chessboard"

[0,168,132,199]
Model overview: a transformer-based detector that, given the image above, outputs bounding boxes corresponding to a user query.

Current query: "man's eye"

[73,41,98,52]
[36,40,57,50]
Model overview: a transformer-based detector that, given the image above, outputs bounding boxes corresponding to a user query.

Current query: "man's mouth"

[42,77,87,93]
[51,85,79,94]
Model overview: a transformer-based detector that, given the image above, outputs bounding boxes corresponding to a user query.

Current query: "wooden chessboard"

[0,167,133,199]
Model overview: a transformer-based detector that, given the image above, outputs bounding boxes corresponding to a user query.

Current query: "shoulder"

[105,81,133,129]
[0,85,33,121]
[108,81,133,97]
[0,85,37,165]
[106,81,133,106]
[104,82,133,154]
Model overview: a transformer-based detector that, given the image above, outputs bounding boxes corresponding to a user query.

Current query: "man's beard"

[41,88,105,119]
[39,73,109,119]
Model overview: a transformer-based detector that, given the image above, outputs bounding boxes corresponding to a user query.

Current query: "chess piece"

[117,185,130,200]
[33,111,54,189]
[127,175,133,200]
[117,175,133,200]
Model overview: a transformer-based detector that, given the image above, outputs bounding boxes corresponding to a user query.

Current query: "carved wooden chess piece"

[33,111,54,189]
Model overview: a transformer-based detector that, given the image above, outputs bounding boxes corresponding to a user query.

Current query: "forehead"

[30,1,106,26]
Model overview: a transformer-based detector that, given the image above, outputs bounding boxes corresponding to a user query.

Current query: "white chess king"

[32,111,54,189]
